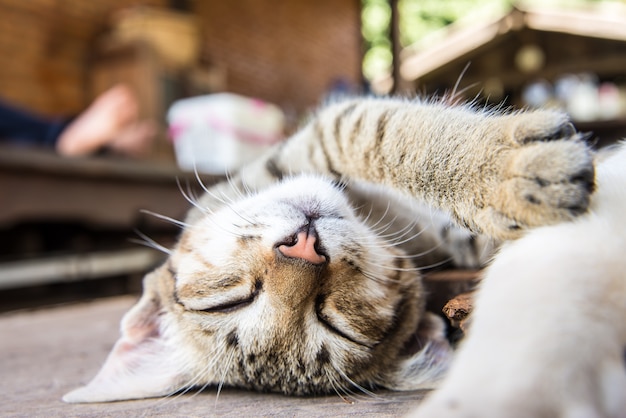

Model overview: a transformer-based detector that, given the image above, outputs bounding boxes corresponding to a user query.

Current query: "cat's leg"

[409,147,626,418]
[191,98,593,239]
[263,98,594,240]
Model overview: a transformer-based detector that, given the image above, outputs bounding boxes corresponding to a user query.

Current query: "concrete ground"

[0,296,428,417]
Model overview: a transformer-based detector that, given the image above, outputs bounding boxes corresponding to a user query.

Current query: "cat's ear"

[384,312,453,390]
[63,265,185,403]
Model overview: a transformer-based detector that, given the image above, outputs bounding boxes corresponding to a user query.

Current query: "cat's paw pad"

[483,134,594,239]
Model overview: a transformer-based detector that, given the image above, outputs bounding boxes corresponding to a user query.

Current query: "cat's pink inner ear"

[121,296,161,342]
[63,287,185,403]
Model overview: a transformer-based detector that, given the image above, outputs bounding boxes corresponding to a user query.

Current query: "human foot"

[108,120,157,158]
[56,85,144,156]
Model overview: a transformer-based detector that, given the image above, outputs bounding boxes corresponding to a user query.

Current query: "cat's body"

[412,144,626,418]
[62,97,618,417]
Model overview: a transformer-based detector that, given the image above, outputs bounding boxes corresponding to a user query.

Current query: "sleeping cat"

[63,97,605,415]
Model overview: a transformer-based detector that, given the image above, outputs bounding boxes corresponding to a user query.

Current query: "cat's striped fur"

[63,97,594,404]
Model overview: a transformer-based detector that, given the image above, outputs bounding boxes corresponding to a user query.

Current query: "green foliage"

[399,0,511,47]
[361,0,621,84]
[361,0,512,82]
[361,0,393,80]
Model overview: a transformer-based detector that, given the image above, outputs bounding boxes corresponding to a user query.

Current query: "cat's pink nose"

[277,230,327,265]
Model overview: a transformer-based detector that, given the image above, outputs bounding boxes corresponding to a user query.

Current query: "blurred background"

[0,0,624,311]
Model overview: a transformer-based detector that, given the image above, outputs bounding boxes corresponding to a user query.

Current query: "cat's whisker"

[363,217,426,250]
[370,218,424,243]
[203,186,235,208]
[184,375,215,404]
[392,229,444,253]
[333,366,382,401]
[215,347,237,408]
[130,229,172,255]
[182,350,226,403]
[192,163,224,200]
[362,259,424,273]
[176,177,212,216]
[325,370,351,403]
[140,209,191,229]
[238,167,255,198]
[413,256,455,271]
[363,200,393,230]
[198,172,257,226]
[360,269,399,285]
[152,350,223,410]
[175,153,256,229]
[225,204,257,227]
[209,218,250,239]
[175,181,245,237]
[359,225,429,250]
[400,243,448,260]
[191,169,240,209]
[367,215,401,236]
[176,183,254,239]
[329,363,377,403]
[354,201,375,225]
[326,370,359,404]
[225,169,247,201]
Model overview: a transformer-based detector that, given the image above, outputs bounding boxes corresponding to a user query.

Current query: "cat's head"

[63,176,451,403]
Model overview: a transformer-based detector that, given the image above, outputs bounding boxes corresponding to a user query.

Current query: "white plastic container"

[167,93,285,173]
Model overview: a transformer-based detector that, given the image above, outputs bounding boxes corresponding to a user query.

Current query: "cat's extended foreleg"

[193,98,594,239]
[269,98,594,240]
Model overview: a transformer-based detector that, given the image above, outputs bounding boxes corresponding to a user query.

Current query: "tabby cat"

[63,97,600,414]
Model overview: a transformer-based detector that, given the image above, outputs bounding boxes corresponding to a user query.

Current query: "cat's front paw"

[480,114,595,239]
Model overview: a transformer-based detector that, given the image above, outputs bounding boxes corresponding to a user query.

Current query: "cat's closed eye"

[197,294,256,314]
[179,279,262,313]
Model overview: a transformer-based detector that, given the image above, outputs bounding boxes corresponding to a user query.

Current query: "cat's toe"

[508,109,575,144]
[484,138,595,239]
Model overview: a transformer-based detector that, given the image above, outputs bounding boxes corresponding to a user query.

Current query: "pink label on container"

[206,114,282,145]
[168,122,187,142]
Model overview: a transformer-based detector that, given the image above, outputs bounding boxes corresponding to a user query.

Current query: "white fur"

[410,144,626,418]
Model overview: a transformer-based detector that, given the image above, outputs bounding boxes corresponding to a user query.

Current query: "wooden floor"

[0,296,428,417]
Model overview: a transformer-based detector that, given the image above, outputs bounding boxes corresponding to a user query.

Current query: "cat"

[411,143,626,418]
[62,97,598,413]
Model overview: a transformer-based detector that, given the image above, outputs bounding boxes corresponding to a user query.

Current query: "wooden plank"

[0,145,221,228]
[0,144,221,183]
[0,248,165,290]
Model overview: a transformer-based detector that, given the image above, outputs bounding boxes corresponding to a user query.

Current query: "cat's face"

[63,176,449,403]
